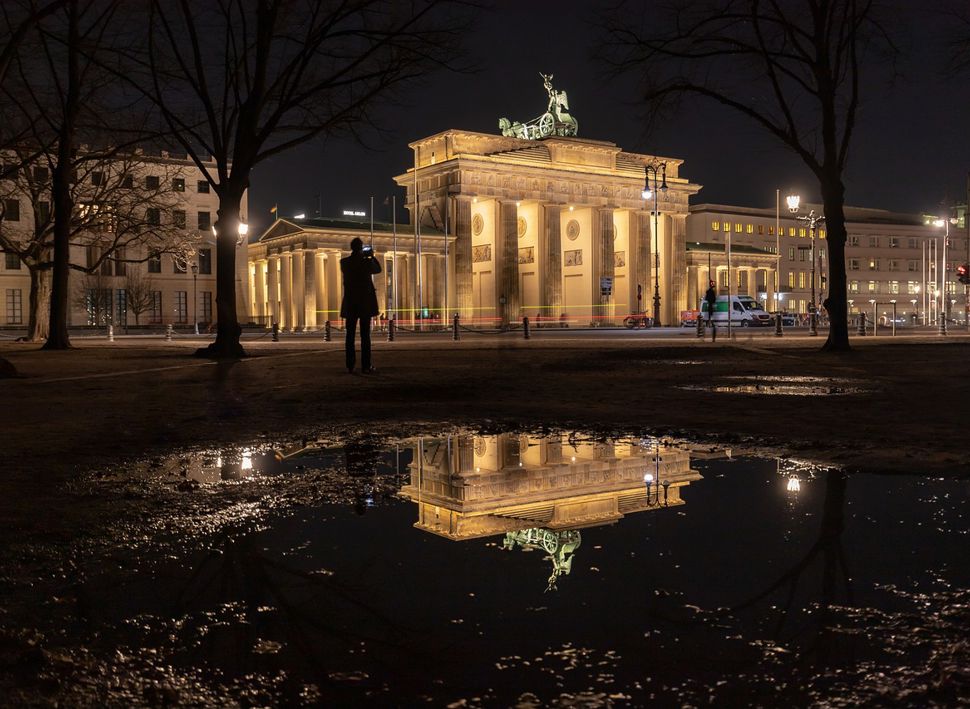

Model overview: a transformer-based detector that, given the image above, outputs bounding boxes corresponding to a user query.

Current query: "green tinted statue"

[499,73,579,140]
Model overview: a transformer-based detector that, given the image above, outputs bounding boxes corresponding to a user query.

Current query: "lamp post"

[785,194,824,336]
[191,260,199,335]
[869,298,876,334]
[642,162,668,326]
[933,217,957,335]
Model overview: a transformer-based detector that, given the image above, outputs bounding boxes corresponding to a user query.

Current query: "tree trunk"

[820,175,850,352]
[196,187,245,358]
[42,1,79,351]
[26,262,51,342]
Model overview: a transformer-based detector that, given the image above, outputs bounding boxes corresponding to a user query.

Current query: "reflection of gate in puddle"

[399,433,702,589]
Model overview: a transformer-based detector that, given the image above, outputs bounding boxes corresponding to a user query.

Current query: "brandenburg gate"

[249,76,705,328]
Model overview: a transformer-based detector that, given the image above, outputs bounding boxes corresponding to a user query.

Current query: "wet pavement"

[1,431,968,706]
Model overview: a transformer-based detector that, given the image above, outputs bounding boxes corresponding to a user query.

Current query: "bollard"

[857,312,866,336]
[107,324,114,342]
[387,317,396,342]
[536,312,542,329]
[809,312,818,336]
[324,320,331,342]
[559,313,567,328]
[165,323,173,342]
[452,313,460,341]
[939,315,948,336]
[523,316,531,340]
[272,322,280,342]
[775,313,784,337]
[696,313,704,339]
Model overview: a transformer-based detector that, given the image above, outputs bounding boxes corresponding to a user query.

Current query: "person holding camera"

[340,237,382,374]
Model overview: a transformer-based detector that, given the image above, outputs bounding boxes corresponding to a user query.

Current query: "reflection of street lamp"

[642,163,668,326]
[191,260,199,335]
[786,476,801,492]
[786,194,824,336]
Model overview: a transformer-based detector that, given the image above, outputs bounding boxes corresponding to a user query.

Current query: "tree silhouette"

[600,0,898,351]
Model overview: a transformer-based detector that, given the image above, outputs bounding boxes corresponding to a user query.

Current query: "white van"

[704,295,773,327]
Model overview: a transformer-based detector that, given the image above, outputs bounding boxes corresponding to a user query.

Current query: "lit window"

[889,280,899,294]
[746,224,753,234]
[818,229,826,239]
[723,221,731,232]
[711,220,720,231]
[907,281,918,294]
[868,281,878,293]
[173,178,185,192]
[799,228,807,238]
[768,226,774,235]
[798,272,806,288]
[734,223,742,233]
[788,227,796,236]
[849,281,859,293]
[787,272,795,288]
[869,258,879,270]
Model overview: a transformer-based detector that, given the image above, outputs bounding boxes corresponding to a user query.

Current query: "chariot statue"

[499,73,579,140]
[502,527,582,592]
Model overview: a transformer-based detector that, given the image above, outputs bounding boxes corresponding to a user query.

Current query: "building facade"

[0,150,249,331]
[251,129,713,328]
[688,203,968,324]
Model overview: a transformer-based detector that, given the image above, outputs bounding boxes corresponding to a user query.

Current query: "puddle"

[2,431,968,706]
[680,375,873,396]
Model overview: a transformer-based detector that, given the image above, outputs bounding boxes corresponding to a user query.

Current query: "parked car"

[769,311,798,327]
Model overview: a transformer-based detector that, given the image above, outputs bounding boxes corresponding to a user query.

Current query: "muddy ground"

[1,333,969,705]
[1,333,967,535]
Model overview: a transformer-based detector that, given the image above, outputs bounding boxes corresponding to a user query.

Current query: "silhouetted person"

[704,280,717,324]
[340,237,382,373]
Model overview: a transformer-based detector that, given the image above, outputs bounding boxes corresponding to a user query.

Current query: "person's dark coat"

[340,250,382,319]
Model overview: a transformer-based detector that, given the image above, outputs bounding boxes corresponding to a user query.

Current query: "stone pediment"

[257,218,304,242]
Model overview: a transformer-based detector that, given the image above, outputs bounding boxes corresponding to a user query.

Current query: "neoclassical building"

[249,128,714,328]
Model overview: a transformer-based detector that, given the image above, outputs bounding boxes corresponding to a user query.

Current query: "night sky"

[249,2,970,233]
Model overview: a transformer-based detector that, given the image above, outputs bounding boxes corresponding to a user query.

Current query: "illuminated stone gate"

[396,131,700,326]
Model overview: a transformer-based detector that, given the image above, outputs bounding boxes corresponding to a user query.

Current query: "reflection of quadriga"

[498,73,579,140]
[399,433,702,591]
[503,528,582,592]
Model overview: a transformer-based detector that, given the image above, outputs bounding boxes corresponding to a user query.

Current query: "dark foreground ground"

[0,334,968,706]
[1,334,968,525]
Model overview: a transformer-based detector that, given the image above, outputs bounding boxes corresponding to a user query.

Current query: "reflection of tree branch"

[729,470,850,615]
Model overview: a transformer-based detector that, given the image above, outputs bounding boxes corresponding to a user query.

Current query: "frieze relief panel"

[473,244,492,263]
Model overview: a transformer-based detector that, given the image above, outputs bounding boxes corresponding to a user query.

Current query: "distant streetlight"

[932,217,957,335]
[786,194,824,336]
[191,260,199,335]
[869,298,877,334]
[642,162,668,326]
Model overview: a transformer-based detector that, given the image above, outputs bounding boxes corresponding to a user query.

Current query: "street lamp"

[932,217,957,335]
[786,194,825,336]
[191,259,199,335]
[642,162,668,326]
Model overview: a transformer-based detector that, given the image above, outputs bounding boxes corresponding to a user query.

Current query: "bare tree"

[123,266,154,326]
[108,0,471,358]
[72,268,113,326]
[0,148,197,340]
[600,0,898,351]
